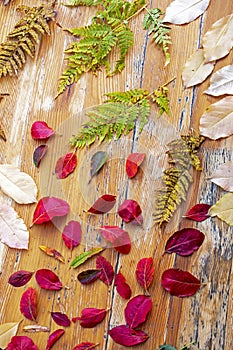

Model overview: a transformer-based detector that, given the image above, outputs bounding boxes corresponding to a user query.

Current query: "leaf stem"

[126,2,148,22]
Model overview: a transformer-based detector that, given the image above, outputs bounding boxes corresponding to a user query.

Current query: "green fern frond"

[0,4,55,78]
[65,0,102,6]
[112,24,134,74]
[143,8,171,66]
[150,86,170,116]
[105,88,149,104]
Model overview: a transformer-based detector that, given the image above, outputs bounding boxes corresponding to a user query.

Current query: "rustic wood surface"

[0,1,233,349]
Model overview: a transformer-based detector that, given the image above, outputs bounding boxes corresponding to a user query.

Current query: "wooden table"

[1,1,233,349]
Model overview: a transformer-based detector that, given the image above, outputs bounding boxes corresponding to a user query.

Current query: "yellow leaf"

[0,321,21,349]
[205,65,233,96]
[209,193,233,226]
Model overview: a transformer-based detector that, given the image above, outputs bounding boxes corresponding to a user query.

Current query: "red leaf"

[33,145,48,167]
[136,257,155,292]
[73,342,98,350]
[55,152,77,179]
[115,272,132,299]
[96,256,114,286]
[87,195,116,214]
[78,269,102,284]
[7,336,38,350]
[109,325,149,346]
[51,312,71,327]
[62,220,82,250]
[72,308,107,328]
[124,295,152,329]
[31,196,70,226]
[31,121,55,140]
[46,329,65,350]
[8,270,33,287]
[118,199,143,225]
[35,269,63,290]
[161,268,201,297]
[184,203,211,222]
[20,287,37,321]
[126,153,145,178]
[164,228,205,256]
[99,226,131,254]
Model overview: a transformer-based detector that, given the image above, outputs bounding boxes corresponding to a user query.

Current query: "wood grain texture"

[0,0,233,349]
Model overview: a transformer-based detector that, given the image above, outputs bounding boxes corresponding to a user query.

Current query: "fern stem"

[126,2,148,22]
[147,76,176,98]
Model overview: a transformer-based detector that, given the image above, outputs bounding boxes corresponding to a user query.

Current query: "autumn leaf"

[8,270,34,287]
[135,257,154,292]
[87,194,116,214]
[163,0,210,25]
[39,246,65,263]
[31,121,55,140]
[33,145,48,167]
[209,192,233,226]
[89,151,107,181]
[46,329,65,350]
[20,287,37,321]
[0,321,21,349]
[35,269,63,290]
[118,199,143,225]
[7,335,38,350]
[199,96,233,140]
[0,165,37,204]
[78,269,102,284]
[62,220,82,250]
[73,343,99,350]
[184,203,211,222]
[51,312,71,327]
[182,49,215,87]
[70,247,104,268]
[203,14,233,62]
[205,65,233,96]
[99,226,131,254]
[55,152,77,179]
[72,308,107,328]
[23,325,50,333]
[109,325,149,346]
[0,123,6,141]
[115,272,132,299]
[124,295,152,329]
[210,161,233,191]
[126,153,145,178]
[96,255,114,286]
[0,204,29,249]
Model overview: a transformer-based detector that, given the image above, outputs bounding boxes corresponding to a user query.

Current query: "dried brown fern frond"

[0,4,55,78]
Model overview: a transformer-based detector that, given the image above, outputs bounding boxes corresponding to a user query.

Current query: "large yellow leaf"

[209,193,233,226]
[0,321,21,349]
[210,161,233,192]
[203,14,233,62]
[182,49,215,87]
[205,65,233,96]
[199,96,233,140]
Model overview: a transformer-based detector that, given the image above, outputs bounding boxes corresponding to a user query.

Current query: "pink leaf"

[35,269,63,290]
[46,329,65,350]
[87,195,116,214]
[73,342,98,350]
[7,336,38,350]
[124,295,152,328]
[55,153,77,179]
[184,203,211,222]
[20,287,37,321]
[135,257,154,291]
[126,153,145,178]
[96,255,114,286]
[62,220,82,250]
[99,226,131,254]
[118,199,143,225]
[72,308,107,328]
[31,121,54,140]
[109,325,149,346]
[115,272,132,299]
[51,312,71,327]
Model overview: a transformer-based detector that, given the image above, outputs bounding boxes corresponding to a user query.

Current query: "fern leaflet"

[150,85,170,116]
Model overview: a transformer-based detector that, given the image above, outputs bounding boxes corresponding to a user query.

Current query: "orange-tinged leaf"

[39,246,65,263]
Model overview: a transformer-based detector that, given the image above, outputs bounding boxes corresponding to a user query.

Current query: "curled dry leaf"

[73,343,99,350]
[46,329,65,350]
[99,226,131,254]
[161,268,201,297]
[0,164,37,204]
[182,49,215,88]
[118,199,143,225]
[136,257,154,292]
[51,312,71,327]
[62,220,82,250]
[39,246,65,263]
[163,0,210,25]
[72,308,107,328]
[184,203,211,222]
[96,255,114,286]
[209,192,233,226]
[205,65,233,96]
[23,325,50,333]
[210,161,233,192]
[35,269,63,290]
[109,325,149,346]
[89,151,107,180]
[199,96,233,140]
[125,295,152,329]
[78,269,102,284]
[31,121,54,140]
[6,335,38,350]
[70,247,104,268]
[20,287,37,321]
[0,123,6,141]
[55,152,77,179]
[0,204,29,249]
[87,194,116,214]
[126,153,145,178]
[0,321,21,349]
[33,145,48,167]
[203,14,233,62]
[115,272,132,299]
[8,270,33,287]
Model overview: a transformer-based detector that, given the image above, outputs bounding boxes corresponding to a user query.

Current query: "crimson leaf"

[124,295,152,328]
[109,325,149,346]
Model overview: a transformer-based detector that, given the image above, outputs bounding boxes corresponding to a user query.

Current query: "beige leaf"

[203,14,233,62]
[199,96,233,140]
[23,325,50,332]
[209,193,233,226]
[163,0,210,25]
[0,123,6,141]
[0,321,21,349]
[210,162,233,192]
[0,164,37,204]
[0,204,29,249]
[182,49,215,87]
[205,65,233,96]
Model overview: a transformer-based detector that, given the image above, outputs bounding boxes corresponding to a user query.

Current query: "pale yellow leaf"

[0,321,21,349]
[0,164,37,204]
[205,65,233,96]
[182,49,215,87]
[163,0,210,25]
[199,96,233,140]
[0,204,29,249]
[210,162,233,192]
[209,193,233,226]
[203,14,233,62]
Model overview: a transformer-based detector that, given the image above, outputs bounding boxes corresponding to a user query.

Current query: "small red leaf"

[124,295,152,329]
[126,153,145,178]
[33,145,48,167]
[31,196,70,226]
[72,308,107,328]
[62,220,82,250]
[46,329,65,350]
[73,342,98,350]
[96,256,114,286]
[136,257,154,291]
[31,121,55,140]
[20,287,37,321]
[39,245,65,263]
[35,269,63,290]
[184,203,211,222]
[118,199,143,225]
[87,195,116,214]
[115,272,132,299]
[99,226,131,254]
[109,325,149,346]
[7,336,38,350]
[51,312,71,327]
[8,270,33,287]
[78,269,102,284]
[55,152,77,179]
[164,228,205,256]
[161,268,201,297]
